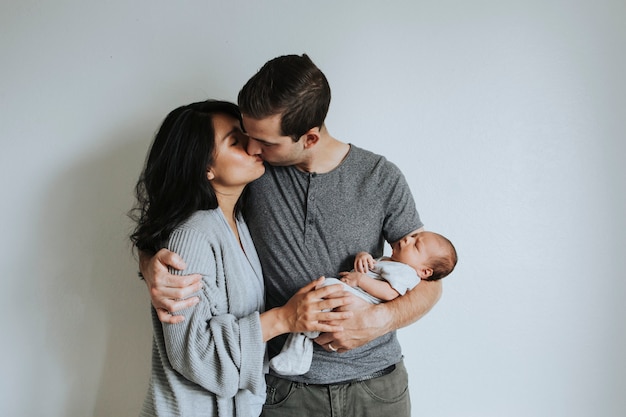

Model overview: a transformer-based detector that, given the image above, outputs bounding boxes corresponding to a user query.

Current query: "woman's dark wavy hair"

[238,53,331,141]
[129,100,242,254]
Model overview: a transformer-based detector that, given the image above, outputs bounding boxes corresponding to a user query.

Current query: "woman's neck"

[216,191,242,244]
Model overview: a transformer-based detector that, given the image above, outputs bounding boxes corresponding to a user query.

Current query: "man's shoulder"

[346,144,402,176]
[347,144,386,162]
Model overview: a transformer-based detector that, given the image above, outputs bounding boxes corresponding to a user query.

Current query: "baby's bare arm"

[339,271,400,301]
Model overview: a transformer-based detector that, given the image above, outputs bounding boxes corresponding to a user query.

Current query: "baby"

[270,230,458,375]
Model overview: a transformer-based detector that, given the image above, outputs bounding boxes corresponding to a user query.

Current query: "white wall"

[1,1,624,416]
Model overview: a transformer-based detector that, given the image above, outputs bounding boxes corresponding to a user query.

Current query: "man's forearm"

[319,279,442,351]
[374,279,442,333]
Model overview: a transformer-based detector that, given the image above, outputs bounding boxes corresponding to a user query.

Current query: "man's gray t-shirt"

[245,144,421,384]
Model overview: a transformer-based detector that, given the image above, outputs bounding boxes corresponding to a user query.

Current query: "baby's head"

[391,231,457,281]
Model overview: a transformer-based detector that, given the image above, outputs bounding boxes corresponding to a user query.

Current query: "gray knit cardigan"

[140,209,266,417]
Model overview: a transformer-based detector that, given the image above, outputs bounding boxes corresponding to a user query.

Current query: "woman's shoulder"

[166,210,229,263]
[172,210,224,237]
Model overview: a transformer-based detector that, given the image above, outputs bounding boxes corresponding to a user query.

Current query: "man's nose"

[247,138,261,155]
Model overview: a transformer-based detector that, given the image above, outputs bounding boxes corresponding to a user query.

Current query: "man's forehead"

[242,114,287,142]
[241,113,281,125]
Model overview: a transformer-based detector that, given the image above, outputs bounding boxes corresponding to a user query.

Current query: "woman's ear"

[207,168,215,181]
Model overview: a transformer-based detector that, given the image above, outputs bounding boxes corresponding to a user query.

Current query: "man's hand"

[261,277,354,341]
[315,279,442,352]
[314,295,382,352]
[139,248,203,324]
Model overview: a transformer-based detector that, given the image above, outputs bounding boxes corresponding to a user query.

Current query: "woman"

[130,100,349,417]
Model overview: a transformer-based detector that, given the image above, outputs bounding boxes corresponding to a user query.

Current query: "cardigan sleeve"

[161,226,265,398]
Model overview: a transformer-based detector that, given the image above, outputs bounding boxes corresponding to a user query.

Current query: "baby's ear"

[420,267,433,279]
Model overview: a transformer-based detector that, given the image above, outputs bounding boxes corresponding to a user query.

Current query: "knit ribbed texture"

[140,209,266,417]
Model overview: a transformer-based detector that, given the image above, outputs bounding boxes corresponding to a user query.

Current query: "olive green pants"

[261,360,411,417]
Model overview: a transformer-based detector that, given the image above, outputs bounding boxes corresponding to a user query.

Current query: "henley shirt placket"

[303,172,318,244]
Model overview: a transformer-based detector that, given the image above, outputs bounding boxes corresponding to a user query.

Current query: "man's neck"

[295,134,350,174]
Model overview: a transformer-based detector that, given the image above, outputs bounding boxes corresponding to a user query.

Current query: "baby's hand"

[354,252,375,273]
[339,271,363,288]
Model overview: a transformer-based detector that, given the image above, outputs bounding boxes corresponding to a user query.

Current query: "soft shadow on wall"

[37,127,154,416]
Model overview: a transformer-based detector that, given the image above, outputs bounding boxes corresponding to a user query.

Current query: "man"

[140,54,442,416]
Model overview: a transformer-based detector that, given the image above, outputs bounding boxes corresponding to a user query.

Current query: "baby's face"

[392,232,442,278]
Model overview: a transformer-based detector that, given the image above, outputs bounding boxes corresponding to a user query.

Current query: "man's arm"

[139,248,203,324]
[315,227,441,351]
[315,278,442,352]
